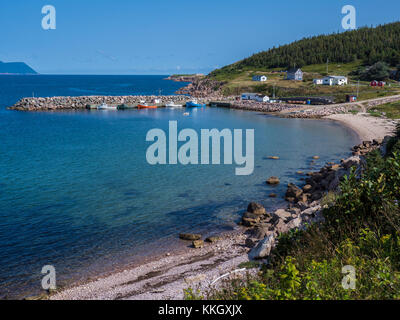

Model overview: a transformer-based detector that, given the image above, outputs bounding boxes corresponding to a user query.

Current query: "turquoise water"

[0,75,359,298]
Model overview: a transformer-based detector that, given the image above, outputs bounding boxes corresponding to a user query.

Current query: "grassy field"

[368,101,400,119]
[210,61,400,102]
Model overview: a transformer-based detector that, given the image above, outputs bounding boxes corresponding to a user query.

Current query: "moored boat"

[97,103,117,110]
[166,102,183,108]
[137,104,158,109]
[117,104,136,110]
[186,100,206,108]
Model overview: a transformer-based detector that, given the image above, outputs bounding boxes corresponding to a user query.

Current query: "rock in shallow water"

[247,202,266,215]
[266,176,280,185]
[179,233,201,241]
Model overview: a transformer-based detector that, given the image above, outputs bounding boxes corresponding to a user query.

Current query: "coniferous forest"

[210,22,400,77]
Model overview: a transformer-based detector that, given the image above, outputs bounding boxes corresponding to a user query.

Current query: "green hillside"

[210,22,400,79]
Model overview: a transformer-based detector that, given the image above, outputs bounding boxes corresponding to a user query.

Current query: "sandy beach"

[326,113,398,141]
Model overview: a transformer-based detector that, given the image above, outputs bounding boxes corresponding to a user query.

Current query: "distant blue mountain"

[0,61,38,74]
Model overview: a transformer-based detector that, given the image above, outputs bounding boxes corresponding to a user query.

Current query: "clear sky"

[0,0,399,74]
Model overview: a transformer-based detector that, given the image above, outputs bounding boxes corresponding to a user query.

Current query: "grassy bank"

[210,61,400,102]
[186,129,400,300]
[368,101,400,119]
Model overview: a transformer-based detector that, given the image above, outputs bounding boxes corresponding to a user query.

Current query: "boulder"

[242,212,261,227]
[205,236,220,243]
[296,201,308,211]
[249,223,273,239]
[302,184,313,193]
[179,233,201,241]
[341,156,361,169]
[288,207,301,216]
[266,176,280,185]
[273,209,292,222]
[301,205,321,216]
[269,193,277,198]
[192,240,204,248]
[247,202,266,215]
[248,234,275,259]
[311,191,323,201]
[274,219,289,234]
[312,156,320,160]
[285,183,303,201]
[286,217,302,229]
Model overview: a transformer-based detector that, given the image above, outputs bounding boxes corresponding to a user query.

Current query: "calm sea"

[0,75,359,298]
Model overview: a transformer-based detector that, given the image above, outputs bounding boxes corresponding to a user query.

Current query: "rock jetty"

[8,95,190,111]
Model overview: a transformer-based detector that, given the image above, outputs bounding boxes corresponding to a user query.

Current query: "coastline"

[325,113,397,142]
[45,108,397,300]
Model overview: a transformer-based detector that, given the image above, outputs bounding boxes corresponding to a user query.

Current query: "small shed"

[370,80,378,87]
[313,79,323,85]
[346,95,357,102]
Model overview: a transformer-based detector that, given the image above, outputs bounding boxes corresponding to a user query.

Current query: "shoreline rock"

[241,137,390,263]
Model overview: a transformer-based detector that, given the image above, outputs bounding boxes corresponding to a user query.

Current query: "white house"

[313,79,324,85]
[286,68,303,81]
[252,75,268,82]
[322,76,348,86]
[241,93,269,102]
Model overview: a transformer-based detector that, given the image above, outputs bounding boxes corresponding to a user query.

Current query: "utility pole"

[273,84,276,99]
[356,80,360,98]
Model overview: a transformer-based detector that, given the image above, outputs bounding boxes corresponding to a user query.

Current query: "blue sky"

[0,0,399,74]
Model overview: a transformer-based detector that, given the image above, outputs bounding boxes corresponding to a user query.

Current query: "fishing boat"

[117,104,136,110]
[137,104,158,109]
[97,103,117,110]
[186,100,206,108]
[166,101,183,108]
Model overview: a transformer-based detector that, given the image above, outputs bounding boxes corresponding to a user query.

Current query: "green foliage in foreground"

[186,135,400,300]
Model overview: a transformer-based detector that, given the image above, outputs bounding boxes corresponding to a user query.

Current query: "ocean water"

[0,75,359,298]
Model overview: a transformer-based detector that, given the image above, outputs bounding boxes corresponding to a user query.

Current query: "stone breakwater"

[228,101,303,113]
[238,137,389,260]
[217,94,400,119]
[8,95,191,111]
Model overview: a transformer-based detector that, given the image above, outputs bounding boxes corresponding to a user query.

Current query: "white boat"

[97,103,117,110]
[166,101,183,108]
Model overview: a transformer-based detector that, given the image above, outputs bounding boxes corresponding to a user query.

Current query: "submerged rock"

[266,176,280,185]
[247,202,266,215]
[179,233,201,241]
